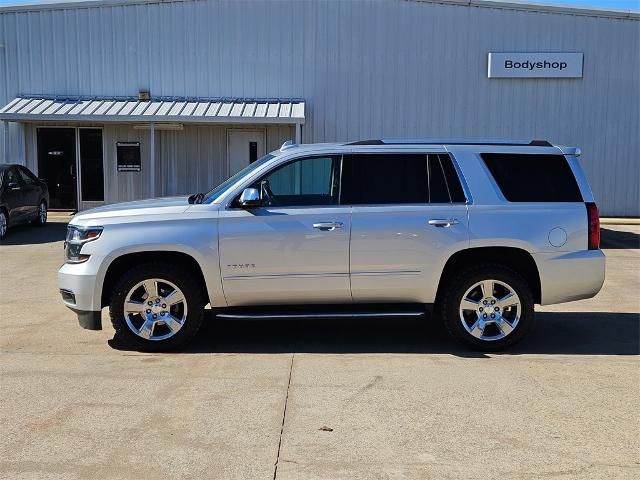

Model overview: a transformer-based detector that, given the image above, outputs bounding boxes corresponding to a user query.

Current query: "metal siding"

[1,0,638,214]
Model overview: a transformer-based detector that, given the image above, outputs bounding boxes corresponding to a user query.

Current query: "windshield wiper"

[188,192,205,204]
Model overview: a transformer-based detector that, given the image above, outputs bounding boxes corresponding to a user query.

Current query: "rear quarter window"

[480,153,583,202]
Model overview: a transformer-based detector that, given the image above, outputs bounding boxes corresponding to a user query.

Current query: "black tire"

[34,201,47,226]
[109,262,206,352]
[0,209,7,240]
[438,264,534,352]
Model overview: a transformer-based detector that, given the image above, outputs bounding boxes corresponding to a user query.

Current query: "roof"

[0,0,637,20]
[0,96,305,125]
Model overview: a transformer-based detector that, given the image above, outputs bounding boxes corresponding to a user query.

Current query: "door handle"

[428,218,459,228]
[313,222,344,231]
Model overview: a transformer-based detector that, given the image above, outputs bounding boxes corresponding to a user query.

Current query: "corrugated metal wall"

[1,0,638,215]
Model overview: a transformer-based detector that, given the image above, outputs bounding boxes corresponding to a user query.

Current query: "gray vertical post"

[149,123,155,198]
[2,121,8,162]
[295,123,301,144]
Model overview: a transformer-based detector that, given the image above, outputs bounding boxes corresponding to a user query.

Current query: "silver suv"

[58,139,605,351]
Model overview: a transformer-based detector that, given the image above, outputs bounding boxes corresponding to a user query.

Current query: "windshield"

[202,153,276,204]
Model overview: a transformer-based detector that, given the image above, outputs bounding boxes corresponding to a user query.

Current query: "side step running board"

[216,311,426,320]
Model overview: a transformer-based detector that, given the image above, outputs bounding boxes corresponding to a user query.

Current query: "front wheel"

[34,201,47,226]
[439,265,534,351]
[109,263,206,351]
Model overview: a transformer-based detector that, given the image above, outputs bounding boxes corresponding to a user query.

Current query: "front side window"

[252,156,341,207]
[17,167,35,185]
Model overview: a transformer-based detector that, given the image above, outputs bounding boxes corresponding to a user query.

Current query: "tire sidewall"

[0,210,7,240]
[109,263,205,351]
[442,266,534,351]
[36,201,47,226]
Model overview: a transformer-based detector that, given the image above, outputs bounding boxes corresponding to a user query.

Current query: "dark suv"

[0,164,49,240]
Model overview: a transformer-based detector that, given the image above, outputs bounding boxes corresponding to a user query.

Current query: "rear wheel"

[109,263,206,351]
[439,265,534,351]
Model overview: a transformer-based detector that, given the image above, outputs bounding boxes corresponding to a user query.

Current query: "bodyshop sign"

[488,52,583,78]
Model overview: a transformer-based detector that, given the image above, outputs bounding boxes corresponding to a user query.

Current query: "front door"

[227,130,266,177]
[37,128,77,210]
[218,155,351,306]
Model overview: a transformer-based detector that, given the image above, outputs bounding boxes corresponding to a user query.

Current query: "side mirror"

[7,182,20,191]
[239,187,260,208]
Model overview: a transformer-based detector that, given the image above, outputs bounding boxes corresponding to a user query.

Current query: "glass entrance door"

[37,128,77,210]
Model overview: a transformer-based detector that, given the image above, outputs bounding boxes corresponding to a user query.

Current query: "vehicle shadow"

[0,220,68,245]
[110,311,640,357]
[601,227,640,249]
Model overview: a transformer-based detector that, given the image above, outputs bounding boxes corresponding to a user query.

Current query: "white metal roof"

[0,97,305,125]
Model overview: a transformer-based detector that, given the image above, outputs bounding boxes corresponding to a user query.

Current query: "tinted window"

[4,167,20,186]
[341,154,429,205]
[428,155,450,203]
[17,167,35,185]
[481,153,582,202]
[439,154,467,203]
[253,156,340,207]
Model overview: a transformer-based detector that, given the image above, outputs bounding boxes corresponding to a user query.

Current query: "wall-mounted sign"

[116,142,141,172]
[488,52,583,78]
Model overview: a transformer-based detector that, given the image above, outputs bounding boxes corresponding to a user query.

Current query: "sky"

[0,0,638,11]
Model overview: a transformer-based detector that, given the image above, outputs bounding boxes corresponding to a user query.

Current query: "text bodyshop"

[505,59,568,71]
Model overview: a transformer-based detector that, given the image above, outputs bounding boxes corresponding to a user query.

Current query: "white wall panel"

[1,0,638,214]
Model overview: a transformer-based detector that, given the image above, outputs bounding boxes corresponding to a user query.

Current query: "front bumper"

[70,307,102,330]
[58,257,105,330]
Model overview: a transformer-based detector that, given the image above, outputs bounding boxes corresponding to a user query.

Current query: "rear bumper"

[534,249,606,305]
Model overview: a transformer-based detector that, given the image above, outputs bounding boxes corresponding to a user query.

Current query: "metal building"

[0,0,638,215]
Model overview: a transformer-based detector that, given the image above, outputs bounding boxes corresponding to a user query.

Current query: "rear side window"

[481,153,582,202]
[341,153,466,205]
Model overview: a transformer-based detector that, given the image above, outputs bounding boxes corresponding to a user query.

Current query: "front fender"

[81,215,225,308]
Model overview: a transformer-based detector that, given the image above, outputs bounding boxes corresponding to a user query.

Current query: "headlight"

[64,225,103,264]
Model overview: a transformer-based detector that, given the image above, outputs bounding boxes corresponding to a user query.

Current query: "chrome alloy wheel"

[123,278,188,341]
[458,279,521,341]
[38,202,47,223]
[0,212,7,238]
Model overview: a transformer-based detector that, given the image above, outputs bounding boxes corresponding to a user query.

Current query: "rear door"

[343,152,470,303]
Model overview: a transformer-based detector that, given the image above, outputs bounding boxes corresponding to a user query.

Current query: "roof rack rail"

[280,139,297,151]
[346,139,553,147]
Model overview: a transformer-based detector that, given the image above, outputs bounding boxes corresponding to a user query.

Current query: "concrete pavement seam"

[273,352,295,480]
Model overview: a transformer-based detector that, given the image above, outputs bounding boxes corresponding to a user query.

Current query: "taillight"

[586,202,600,250]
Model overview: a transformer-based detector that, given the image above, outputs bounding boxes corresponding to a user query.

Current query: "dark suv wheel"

[34,201,47,226]
[109,262,206,351]
[439,264,534,351]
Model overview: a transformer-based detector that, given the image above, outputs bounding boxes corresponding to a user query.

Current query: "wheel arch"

[436,246,542,305]
[101,251,208,308]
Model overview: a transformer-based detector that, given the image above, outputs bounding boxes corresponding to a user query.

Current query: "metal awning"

[0,96,305,125]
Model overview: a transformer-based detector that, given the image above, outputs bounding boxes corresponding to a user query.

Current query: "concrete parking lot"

[1,218,638,480]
